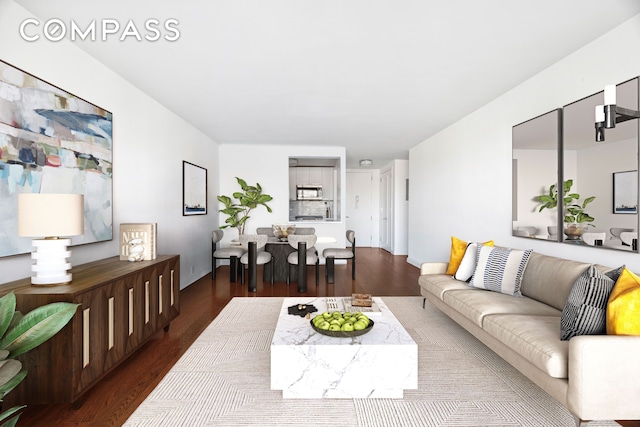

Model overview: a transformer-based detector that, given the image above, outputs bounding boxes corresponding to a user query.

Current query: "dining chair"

[238,234,273,291]
[286,234,319,292]
[323,230,355,284]
[582,232,606,246]
[212,230,245,282]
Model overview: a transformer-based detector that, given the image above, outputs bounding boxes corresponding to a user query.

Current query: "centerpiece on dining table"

[272,224,296,241]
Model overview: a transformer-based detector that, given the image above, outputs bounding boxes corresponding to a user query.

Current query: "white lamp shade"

[18,193,84,238]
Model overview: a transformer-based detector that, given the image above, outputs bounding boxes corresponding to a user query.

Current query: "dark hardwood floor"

[15,248,638,427]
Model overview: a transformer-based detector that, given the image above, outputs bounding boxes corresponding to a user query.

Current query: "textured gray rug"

[124,297,617,427]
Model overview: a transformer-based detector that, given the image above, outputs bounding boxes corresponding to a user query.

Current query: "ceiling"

[14,0,640,168]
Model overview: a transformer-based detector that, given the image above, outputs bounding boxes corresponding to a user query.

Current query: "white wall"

[0,1,219,288]
[217,144,346,260]
[408,14,640,271]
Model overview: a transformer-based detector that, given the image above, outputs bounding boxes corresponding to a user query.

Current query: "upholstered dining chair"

[582,232,606,246]
[323,230,355,284]
[238,234,273,292]
[286,234,319,292]
[620,231,638,250]
[610,227,635,245]
[212,230,245,282]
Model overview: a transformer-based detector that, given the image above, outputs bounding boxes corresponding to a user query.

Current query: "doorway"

[346,171,373,246]
[380,168,392,252]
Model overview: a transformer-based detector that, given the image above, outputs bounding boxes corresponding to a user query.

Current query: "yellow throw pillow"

[445,236,494,275]
[607,267,640,335]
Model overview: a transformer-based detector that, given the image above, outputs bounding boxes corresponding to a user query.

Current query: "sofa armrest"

[567,335,640,421]
[420,262,449,275]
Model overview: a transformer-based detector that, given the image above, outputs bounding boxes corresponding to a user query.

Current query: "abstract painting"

[182,161,207,215]
[0,59,113,257]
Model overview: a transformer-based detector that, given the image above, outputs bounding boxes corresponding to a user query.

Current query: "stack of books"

[119,223,157,261]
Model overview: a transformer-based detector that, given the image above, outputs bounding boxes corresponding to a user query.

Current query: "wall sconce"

[18,193,84,285]
[359,159,373,167]
[595,84,640,141]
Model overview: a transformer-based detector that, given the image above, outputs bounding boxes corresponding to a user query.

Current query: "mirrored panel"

[562,77,639,250]
[512,109,562,240]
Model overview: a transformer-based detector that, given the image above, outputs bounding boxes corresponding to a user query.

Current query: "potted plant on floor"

[536,179,596,240]
[0,292,78,426]
[218,177,273,236]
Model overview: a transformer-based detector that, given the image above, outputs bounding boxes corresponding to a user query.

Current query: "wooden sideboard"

[1,255,180,406]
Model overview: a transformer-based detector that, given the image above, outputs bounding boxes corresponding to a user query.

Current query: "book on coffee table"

[338,297,383,316]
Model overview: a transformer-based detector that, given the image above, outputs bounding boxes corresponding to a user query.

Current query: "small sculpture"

[127,238,145,262]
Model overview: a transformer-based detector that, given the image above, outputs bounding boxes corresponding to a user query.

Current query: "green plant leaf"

[582,196,596,208]
[0,405,25,427]
[0,359,22,392]
[0,294,16,340]
[0,368,26,398]
[0,303,79,358]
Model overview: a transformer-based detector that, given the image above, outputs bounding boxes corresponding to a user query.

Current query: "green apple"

[346,317,358,324]
[341,322,354,332]
[332,311,342,319]
[329,324,342,331]
[322,311,332,319]
[343,312,353,319]
[329,319,341,326]
[318,320,331,330]
[353,320,367,331]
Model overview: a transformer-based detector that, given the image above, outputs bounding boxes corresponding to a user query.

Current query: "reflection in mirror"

[563,77,639,251]
[512,109,561,241]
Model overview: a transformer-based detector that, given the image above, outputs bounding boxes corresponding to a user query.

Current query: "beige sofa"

[419,251,640,425]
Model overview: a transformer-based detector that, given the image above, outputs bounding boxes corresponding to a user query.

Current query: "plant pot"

[563,224,588,240]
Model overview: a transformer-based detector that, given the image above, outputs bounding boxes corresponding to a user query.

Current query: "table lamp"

[18,193,84,285]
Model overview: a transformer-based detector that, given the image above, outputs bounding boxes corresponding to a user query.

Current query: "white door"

[380,168,392,252]
[346,171,373,246]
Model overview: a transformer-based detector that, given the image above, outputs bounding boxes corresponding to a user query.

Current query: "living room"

[1,1,640,425]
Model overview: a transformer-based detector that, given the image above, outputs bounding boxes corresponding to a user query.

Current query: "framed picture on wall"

[0,59,113,257]
[613,170,638,214]
[183,161,207,215]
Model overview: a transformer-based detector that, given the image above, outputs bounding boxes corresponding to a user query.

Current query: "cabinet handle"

[170,269,175,306]
[83,308,90,368]
[128,288,134,336]
[144,281,150,324]
[158,275,163,315]
[108,297,114,350]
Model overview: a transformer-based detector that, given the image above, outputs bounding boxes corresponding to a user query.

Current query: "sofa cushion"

[469,246,532,296]
[419,274,478,301]
[560,265,615,340]
[442,289,561,328]
[454,242,495,282]
[520,252,591,311]
[607,267,640,335]
[483,314,568,378]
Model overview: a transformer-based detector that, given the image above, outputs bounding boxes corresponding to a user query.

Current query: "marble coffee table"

[270,297,417,398]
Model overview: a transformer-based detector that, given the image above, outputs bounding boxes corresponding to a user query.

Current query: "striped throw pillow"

[561,265,616,340]
[469,246,532,296]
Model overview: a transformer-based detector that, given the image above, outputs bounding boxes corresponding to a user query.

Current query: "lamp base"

[31,238,73,286]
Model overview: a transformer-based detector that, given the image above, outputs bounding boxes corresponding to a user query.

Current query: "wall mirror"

[562,77,639,251]
[512,109,562,241]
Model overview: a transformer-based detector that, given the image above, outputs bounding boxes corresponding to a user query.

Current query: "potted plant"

[0,292,78,426]
[217,177,273,236]
[536,179,596,240]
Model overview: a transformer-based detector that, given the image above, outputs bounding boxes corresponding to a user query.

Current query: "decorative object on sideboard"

[119,223,157,261]
[18,193,84,285]
[595,82,640,142]
[182,161,208,215]
[535,179,595,241]
[218,177,273,236]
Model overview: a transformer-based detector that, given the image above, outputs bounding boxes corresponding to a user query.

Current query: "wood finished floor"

[16,248,638,427]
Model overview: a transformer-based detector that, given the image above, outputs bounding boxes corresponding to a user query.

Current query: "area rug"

[124,297,617,427]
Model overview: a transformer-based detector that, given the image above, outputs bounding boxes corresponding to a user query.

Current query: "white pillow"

[469,246,533,296]
[453,242,479,282]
